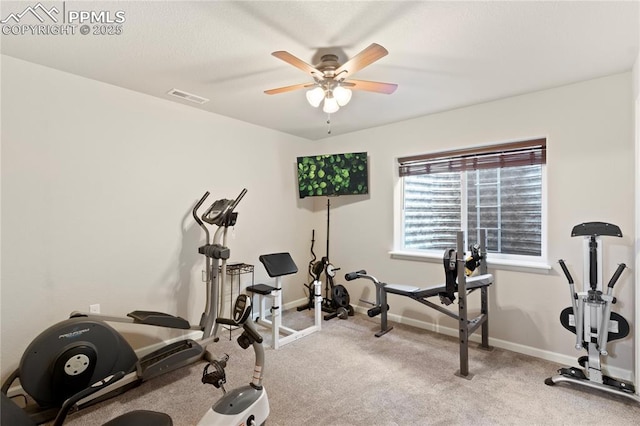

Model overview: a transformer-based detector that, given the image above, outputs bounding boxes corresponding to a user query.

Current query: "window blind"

[398,138,546,177]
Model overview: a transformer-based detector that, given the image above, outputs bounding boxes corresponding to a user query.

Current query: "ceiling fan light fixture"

[306,86,325,108]
[323,93,340,114]
[333,85,352,107]
[267,43,396,119]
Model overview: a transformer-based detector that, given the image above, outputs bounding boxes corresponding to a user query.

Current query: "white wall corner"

[634,45,640,393]
[633,50,640,100]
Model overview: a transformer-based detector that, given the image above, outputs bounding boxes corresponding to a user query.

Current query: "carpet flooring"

[55,308,640,425]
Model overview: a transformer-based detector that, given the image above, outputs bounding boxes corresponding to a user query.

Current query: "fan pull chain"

[326,114,332,135]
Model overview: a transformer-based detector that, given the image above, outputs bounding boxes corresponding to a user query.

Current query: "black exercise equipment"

[345,230,494,378]
[296,230,325,312]
[1,189,247,423]
[322,261,354,320]
[1,372,172,426]
[545,222,640,403]
[297,229,354,320]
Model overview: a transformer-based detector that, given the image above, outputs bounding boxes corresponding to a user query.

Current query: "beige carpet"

[58,308,640,425]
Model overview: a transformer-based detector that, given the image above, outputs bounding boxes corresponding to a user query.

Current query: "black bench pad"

[246,283,276,295]
[384,274,494,298]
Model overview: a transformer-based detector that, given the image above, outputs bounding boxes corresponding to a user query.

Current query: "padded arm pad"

[259,252,298,277]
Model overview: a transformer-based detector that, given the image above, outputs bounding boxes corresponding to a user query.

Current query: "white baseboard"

[7,301,634,399]
[103,300,638,382]
[349,304,634,381]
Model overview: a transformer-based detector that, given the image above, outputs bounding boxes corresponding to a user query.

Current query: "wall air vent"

[167,88,209,104]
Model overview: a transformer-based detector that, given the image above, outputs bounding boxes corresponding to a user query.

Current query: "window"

[398,138,546,263]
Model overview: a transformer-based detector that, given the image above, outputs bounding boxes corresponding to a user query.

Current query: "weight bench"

[382,273,493,328]
[346,230,494,378]
[246,252,322,349]
[378,273,493,364]
[384,274,493,299]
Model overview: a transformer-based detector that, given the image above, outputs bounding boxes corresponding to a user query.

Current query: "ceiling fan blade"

[343,79,398,94]
[264,82,314,95]
[334,43,389,80]
[271,51,323,78]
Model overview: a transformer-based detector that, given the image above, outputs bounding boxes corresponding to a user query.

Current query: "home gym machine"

[545,222,640,403]
[198,294,269,425]
[1,189,247,423]
[345,230,494,378]
[246,252,322,349]
[296,230,354,320]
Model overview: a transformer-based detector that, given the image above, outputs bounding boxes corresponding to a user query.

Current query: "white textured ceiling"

[1,1,639,140]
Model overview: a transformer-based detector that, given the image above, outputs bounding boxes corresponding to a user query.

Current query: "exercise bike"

[1,189,247,424]
[198,294,269,425]
[545,222,640,403]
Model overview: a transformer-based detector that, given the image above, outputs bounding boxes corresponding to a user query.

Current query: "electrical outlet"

[90,304,100,314]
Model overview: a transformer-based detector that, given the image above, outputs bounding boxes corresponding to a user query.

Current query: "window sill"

[389,250,553,275]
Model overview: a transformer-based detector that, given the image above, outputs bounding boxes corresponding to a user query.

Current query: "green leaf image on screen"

[297,152,369,198]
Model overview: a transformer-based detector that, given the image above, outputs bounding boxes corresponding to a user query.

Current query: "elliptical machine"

[545,222,640,403]
[199,294,269,425]
[1,189,248,423]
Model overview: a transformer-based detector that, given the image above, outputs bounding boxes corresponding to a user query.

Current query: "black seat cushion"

[1,393,36,426]
[1,393,172,426]
[246,283,276,295]
[103,410,173,426]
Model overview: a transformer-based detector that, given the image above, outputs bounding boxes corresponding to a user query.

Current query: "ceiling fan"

[264,43,398,114]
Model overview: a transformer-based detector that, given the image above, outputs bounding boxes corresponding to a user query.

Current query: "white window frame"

[391,154,551,274]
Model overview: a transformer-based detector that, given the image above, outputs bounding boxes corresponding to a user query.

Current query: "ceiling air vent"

[167,89,209,104]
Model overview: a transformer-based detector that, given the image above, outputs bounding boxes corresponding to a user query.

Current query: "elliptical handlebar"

[558,259,574,284]
[230,188,248,211]
[192,192,211,242]
[607,263,627,289]
[202,188,247,226]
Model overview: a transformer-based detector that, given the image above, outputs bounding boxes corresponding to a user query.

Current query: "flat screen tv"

[297,152,369,198]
